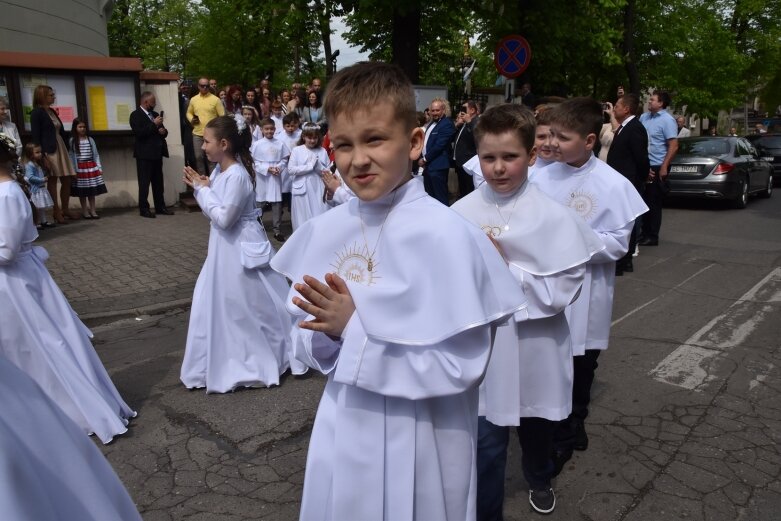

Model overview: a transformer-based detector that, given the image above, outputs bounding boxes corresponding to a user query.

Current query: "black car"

[667,137,773,208]
[746,133,781,179]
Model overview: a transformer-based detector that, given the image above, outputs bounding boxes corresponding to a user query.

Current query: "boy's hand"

[321,170,342,194]
[293,273,355,337]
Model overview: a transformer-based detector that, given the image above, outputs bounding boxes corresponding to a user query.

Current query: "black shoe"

[529,487,556,514]
[156,208,174,215]
[43,221,56,228]
[574,421,588,451]
[638,237,658,246]
[615,264,624,276]
[273,233,286,242]
[623,258,634,272]
[140,211,156,218]
[551,449,572,478]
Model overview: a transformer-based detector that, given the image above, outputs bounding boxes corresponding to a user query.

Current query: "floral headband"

[0,133,17,158]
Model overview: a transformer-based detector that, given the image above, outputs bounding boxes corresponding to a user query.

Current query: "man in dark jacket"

[452,99,480,200]
[606,93,649,274]
[418,98,456,205]
[129,91,171,218]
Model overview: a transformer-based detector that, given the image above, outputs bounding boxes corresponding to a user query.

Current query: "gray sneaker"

[529,487,556,514]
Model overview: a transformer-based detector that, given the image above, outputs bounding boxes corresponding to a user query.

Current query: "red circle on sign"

[494,35,532,79]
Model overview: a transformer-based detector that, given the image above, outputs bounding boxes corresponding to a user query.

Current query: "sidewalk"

[38,207,292,322]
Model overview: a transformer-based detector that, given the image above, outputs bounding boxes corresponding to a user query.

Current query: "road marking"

[651,267,781,391]
[612,263,714,327]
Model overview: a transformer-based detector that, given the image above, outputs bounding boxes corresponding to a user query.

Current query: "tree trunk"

[314,0,335,80]
[391,4,421,83]
[622,0,641,95]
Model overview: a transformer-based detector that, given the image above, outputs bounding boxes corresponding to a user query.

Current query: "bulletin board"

[84,75,136,131]
[20,73,78,131]
[413,85,448,113]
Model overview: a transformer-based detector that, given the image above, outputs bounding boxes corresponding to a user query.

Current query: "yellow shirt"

[186,93,225,136]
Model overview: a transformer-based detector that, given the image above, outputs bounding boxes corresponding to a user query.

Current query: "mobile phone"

[160,110,165,117]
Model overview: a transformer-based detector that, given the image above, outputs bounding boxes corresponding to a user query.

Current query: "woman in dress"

[302,90,327,130]
[180,116,292,393]
[0,133,135,444]
[30,84,77,223]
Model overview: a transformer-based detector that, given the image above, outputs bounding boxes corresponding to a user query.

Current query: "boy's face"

[272,107,282,118]
[478,131,535,195]
[549,124,595,167]
[284,122,297,134]
[534,124,554,161]
[262,124,276,139]
[329,102,423,202]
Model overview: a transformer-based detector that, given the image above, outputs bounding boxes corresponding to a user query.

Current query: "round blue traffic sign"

[494,35,532,79]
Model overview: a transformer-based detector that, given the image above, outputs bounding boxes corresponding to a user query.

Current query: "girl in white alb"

[0,134,135,444]
[181,116,292,392]
[287,125,330,229]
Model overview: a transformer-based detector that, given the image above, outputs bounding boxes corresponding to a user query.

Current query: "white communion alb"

[453,180,604,422]
[251,137,290,203]
[532,156,648,355]
[287,144,330,230]
[180,162,292,392]
[0,355,142,520]
[271,179,527,520]
[0,180,135,444]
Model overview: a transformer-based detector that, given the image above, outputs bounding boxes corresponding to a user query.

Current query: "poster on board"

[19,74,78,132]
[84,76,136,131]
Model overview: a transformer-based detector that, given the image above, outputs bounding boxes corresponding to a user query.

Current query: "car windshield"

[678,138,730,156]
[753,136,781,149]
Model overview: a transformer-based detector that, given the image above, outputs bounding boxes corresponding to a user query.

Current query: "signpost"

[494,35,532,101]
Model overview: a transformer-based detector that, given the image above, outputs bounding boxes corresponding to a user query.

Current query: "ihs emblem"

[568,190,598,221]
[331,243,380,286]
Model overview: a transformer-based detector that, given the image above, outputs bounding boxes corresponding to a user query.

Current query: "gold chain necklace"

[358,190,398,272]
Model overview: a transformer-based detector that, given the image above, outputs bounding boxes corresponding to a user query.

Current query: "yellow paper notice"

[89,86,108,130]
[116,103,130,125]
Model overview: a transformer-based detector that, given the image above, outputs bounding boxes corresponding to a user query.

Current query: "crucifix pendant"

[367,257,374,272]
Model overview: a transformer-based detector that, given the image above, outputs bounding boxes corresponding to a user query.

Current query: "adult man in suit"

[452,99,479,200]
[130,91,171,218]
[606,93,649,274]
[179,81,196,168]
[418,98,456,205]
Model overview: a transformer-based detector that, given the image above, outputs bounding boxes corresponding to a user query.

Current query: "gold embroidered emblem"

[568,190,597,220]
[481,224,503,238]
[331,243,379,286]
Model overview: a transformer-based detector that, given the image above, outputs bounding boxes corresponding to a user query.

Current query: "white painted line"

[651,267,781,391]
[612,264,715,327]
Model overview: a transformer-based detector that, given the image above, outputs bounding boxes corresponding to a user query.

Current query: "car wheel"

[759,174,773,198]
[734,176,749,209]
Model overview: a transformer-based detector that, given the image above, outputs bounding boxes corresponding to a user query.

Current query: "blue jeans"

[477,417,556,521]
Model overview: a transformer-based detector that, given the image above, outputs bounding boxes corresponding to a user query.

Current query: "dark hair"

[32,85,53,108]
[204,115,255,187]
[474,103,536,153]
[324,62,416,130]
[259,118,275,128]
[69,118,91,158]
[462,99,477,112]
[620,93,641,116]
[241,105,261,128]
[282,113,300,125]
[535,104,556,126]
[652,90,671,109]
[548,97,602,138]
[225,84,243,113]
[307,90,322,108]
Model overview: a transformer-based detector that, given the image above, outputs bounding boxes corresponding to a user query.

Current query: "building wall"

[0,0,113,57]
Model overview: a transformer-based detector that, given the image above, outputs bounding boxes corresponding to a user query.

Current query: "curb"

[79,297,193,323]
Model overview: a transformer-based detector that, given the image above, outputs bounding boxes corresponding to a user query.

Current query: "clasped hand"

[292,273,355,338]
[182,166,210,188]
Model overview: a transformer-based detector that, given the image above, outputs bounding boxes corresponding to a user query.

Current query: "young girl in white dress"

[287,124,330,230]
[180,116,292,393]
[0,134,135,444]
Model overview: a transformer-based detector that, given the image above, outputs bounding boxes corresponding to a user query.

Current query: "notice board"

[84,75,136,131]
[19,74,77,131]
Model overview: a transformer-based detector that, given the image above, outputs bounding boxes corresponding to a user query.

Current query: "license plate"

[670,165,699,173]
[762,156,774,162]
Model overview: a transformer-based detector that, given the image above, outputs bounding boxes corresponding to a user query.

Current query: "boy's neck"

[566,154,592,169]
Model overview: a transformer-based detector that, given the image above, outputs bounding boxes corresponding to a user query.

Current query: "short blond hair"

[323,62,417,130]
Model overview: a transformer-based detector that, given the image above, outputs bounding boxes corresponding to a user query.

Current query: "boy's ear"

[528,146,537,165]
[409,126,424,160]
[584,133,597,151]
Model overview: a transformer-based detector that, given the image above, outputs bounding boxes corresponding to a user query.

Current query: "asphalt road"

[93,193,781,521]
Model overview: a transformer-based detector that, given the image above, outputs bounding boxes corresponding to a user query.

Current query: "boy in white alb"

[531,98,648,470]
[251,118,290,241]
[280,113,302,216]
[270,62,528,521]
[452,104,604,516]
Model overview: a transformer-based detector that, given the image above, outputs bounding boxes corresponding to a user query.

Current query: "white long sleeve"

[193,174,246,230]
[590,220,633,263]
[0,185,27,265]
[508,263,585,321]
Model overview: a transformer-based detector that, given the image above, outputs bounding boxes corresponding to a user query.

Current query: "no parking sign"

[494,35,532,79]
